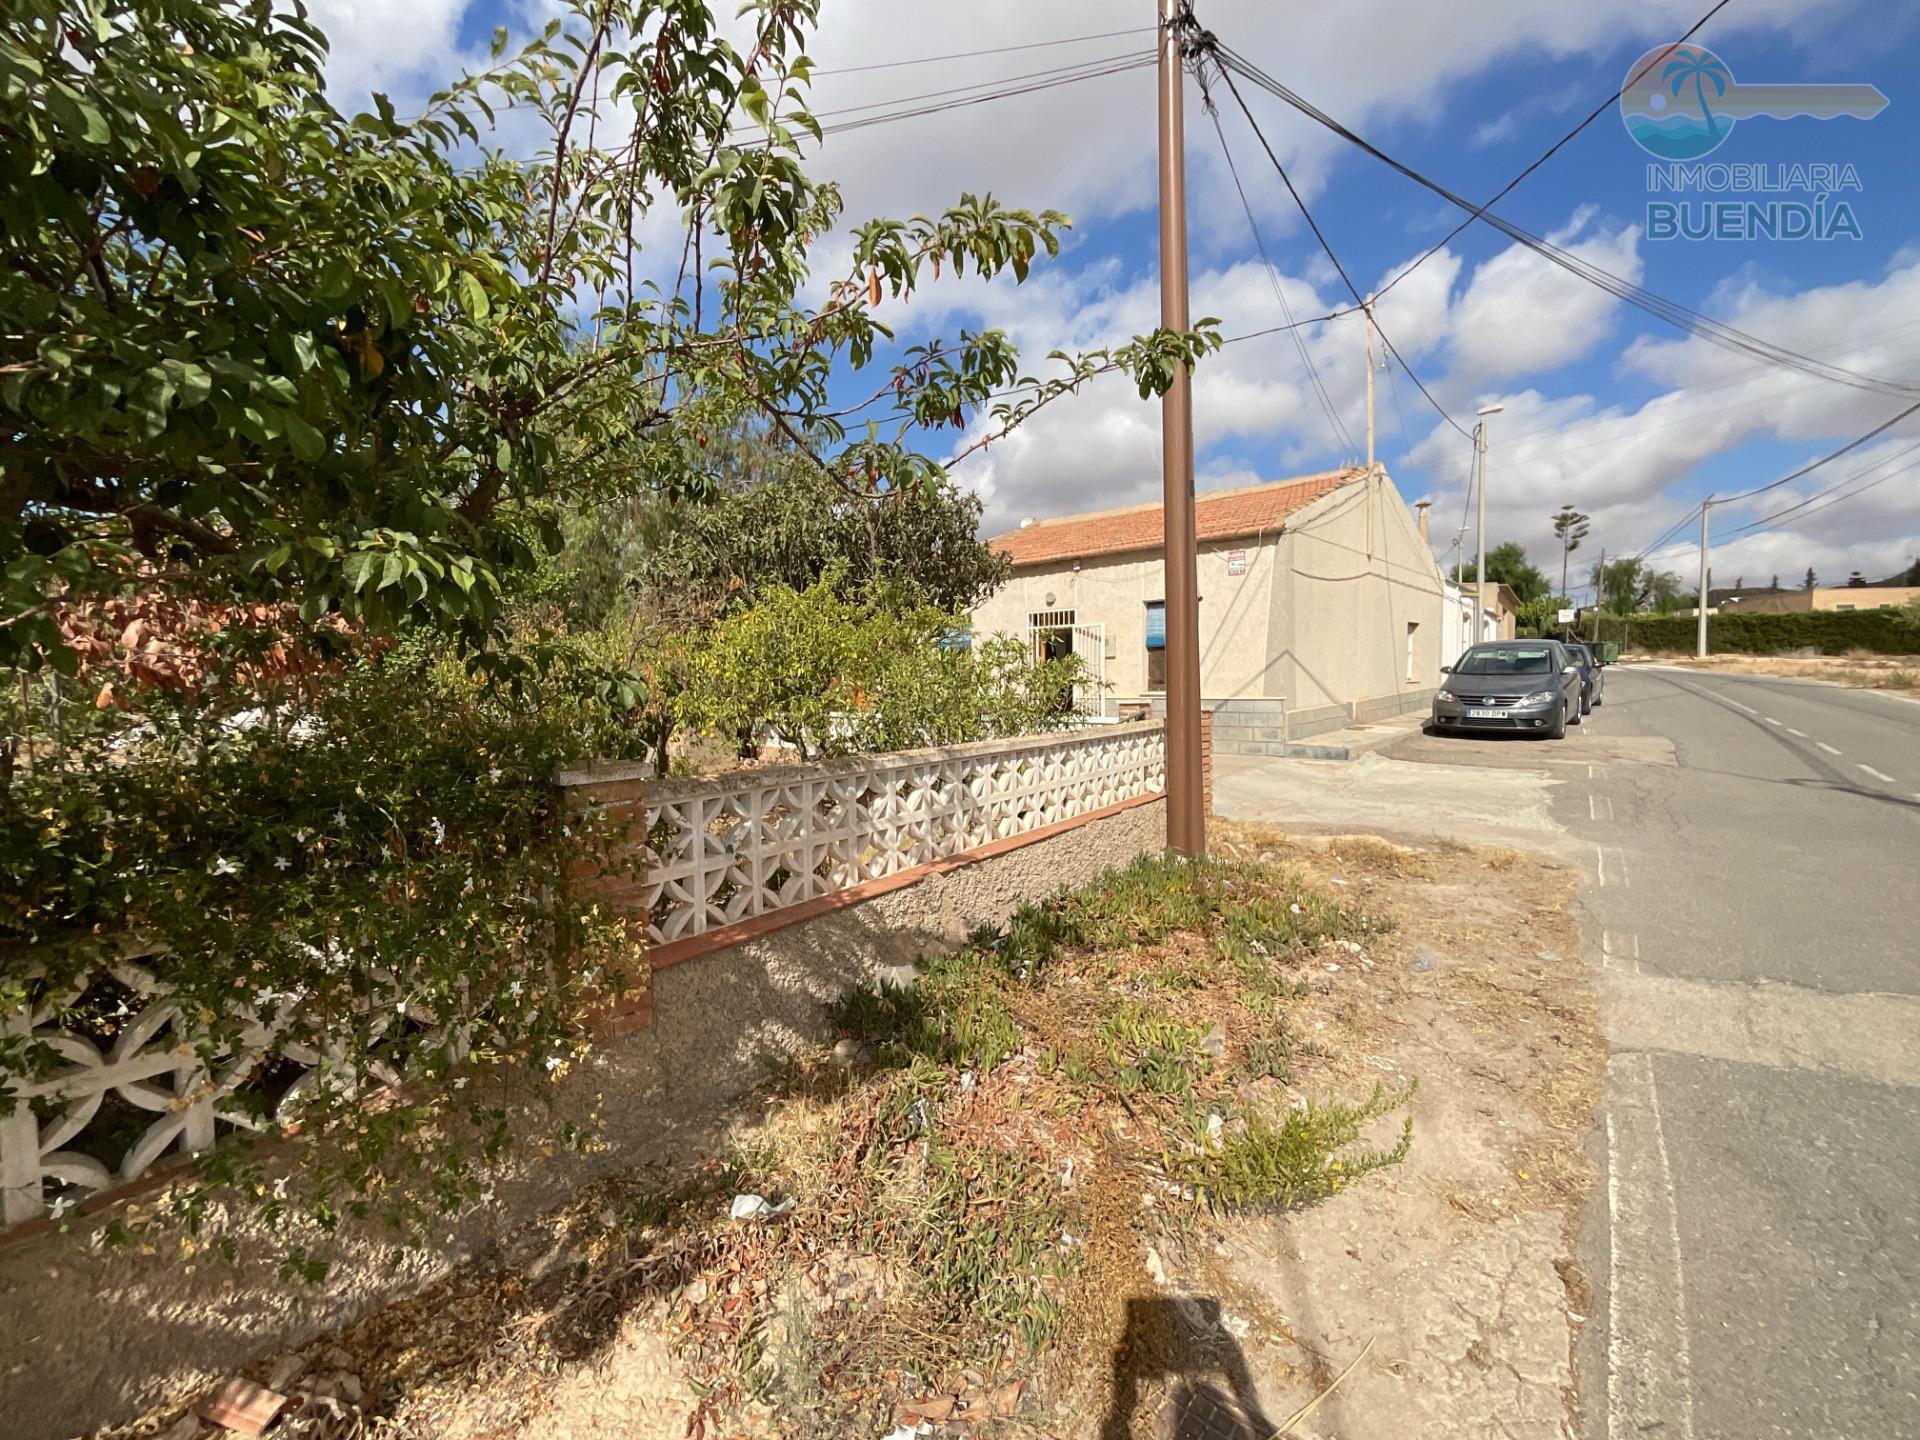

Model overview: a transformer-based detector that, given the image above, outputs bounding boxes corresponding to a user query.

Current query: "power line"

[1200,89,1357,458]
[809,26,1158,76]
[1710,398,1920,505]
[1722,436,1920,537]
[1370,0,1736,306]
[1211,44,1920,400]
[728,52,1156,146]
[1209,59,1471,441]
[801,48,1152,125]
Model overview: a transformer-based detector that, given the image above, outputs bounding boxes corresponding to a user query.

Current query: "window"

[1145,601,1167,693]
[1406,621,1420,682]
[1835,603,1857,612]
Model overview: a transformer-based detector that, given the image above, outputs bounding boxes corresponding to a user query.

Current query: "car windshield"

[1453,646,1556,676]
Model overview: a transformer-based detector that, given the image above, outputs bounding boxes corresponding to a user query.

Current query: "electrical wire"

[1709,398,1920,505]
[808,27,1158,76]
[727,51,1156,147]
[1721,437,1920,537]
[1201,89,1356,459]
[1209,60,1471,441]
[1210,44,1920,400]
[1369,0,1736,306]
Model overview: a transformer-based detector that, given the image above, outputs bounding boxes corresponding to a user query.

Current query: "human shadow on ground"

[1099,1295,1280,1440]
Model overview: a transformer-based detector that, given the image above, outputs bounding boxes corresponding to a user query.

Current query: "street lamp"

[1474,404,1504,639]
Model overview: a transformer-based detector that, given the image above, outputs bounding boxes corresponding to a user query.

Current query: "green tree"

[1453,541,1549,603]
[1593,556,1687,614]
[1550,505,1590,599]
[1805,567,1819,590]
[0,0,1215,672]
[623,440,1010,619]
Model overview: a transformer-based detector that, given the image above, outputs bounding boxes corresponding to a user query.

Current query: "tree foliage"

[1453,540,1549,603]
[0,0,1217,672]
[1592,556,1687,615]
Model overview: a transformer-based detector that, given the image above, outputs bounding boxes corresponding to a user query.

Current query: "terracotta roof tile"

[989,470,1360,567]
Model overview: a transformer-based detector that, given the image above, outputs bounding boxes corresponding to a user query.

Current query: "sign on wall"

[1226,549,1247,576]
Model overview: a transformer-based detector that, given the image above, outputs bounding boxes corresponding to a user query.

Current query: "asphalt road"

[1561,666,1920,1440]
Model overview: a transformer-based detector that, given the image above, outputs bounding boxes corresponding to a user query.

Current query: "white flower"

[272,1176,289,1199]
[274,856,292,871]
[429,817,446,845]
[507,979,524,998]
[1289,903,1304,915]
[488,768,503,783]
[453,1076,469,1090]
[48,1195,75,1220]
[294,827,312,843]
[332,809,347,826]
[211,856,241,877]
[460,875,474,896]
[544,1055,564,1073]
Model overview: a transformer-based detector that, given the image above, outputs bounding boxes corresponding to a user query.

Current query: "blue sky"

[312,0,1920,591]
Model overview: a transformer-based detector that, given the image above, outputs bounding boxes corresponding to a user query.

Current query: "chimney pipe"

[1415,500,1431,545]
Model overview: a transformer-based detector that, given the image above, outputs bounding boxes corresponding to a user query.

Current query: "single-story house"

[970,467,1465,748]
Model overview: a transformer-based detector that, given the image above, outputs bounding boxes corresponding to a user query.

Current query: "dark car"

[1563,641,1604,714]
[1431,640,1583,739]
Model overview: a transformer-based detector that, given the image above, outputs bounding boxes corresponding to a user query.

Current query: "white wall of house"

[1266,472,1449,710]
[970,470,1455,717]
[969,534,1287,703]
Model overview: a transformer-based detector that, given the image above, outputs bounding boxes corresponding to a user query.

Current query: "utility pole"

[1697,500,1713,658]
[1364,293,1376,470]
[1474,404,1503,638]
[1591,545,1605,644]
[1158,0,1204,856]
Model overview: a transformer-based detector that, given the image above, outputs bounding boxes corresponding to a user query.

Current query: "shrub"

[1,651,639,1251]
[1621,608,1920,655]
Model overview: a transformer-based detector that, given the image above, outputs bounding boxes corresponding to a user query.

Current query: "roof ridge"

[986,467,1361,543]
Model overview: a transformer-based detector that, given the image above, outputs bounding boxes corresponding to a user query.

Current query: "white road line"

[1786,727,1806,738]
[1764,716,1783,726]
[1723,696,1758,715]
[1601,929,1641,975]
[1606,1052,1698,1440]
[1595,845,1607,887]
[1859,764,1895,784]
[1817,742,1842,756]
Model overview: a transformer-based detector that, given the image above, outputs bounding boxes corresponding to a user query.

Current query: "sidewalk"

[1258,711,1428,761]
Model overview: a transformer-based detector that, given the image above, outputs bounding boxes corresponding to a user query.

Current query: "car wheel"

[1580,690,1592,716]
[1545,703,1567,740]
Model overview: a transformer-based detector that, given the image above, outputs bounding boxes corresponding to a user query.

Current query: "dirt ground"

[1633,650,1920,696]
[90,826,1602,1440]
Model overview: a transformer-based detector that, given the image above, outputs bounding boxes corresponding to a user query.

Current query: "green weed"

[1181,1083,1417,1210]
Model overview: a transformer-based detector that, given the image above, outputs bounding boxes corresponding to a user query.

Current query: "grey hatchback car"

[1432,640,1583,739]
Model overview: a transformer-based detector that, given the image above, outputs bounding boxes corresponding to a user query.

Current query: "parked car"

[1431,640,1583,739]
[1563,640,1604,714]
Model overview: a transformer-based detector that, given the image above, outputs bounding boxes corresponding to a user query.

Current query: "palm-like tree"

[1552,504,1591,601]
[1664,49,1732,143]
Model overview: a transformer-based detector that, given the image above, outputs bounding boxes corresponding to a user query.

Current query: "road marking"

[1817,741,1842,756]
[1588,793,1615,822]
[1764,716,1782,726]
[1595,845,1629,888]
[1601,929,1640,975]
[1722,696,1758,715]
[1607,1052,1698,1440]
[1786,727,1806,737]
[1858,764,1895,784]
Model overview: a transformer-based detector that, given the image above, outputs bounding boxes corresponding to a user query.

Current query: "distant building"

[970,468,1484,749]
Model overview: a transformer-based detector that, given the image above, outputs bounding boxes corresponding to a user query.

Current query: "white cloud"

[307,0,475,102]
[1444,210,1644,384]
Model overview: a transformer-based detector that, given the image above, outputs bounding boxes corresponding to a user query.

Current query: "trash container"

[1596,641,1622,665]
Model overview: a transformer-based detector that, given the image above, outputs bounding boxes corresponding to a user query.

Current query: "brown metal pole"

[1158,0,1204,856]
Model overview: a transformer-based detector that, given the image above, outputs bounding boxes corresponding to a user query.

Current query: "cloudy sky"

[311,0,1920,593]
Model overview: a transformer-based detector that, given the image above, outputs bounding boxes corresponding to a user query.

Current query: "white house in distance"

[971,467,1491,751]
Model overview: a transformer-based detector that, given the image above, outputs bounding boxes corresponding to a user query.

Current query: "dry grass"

[1650,651,1920,696]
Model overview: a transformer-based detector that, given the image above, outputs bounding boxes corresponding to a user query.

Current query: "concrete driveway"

[1212,664,1920,1439]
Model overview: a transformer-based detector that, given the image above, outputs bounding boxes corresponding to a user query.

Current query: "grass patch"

[1181,1084,1416,1210]
[634,852,1408,1435]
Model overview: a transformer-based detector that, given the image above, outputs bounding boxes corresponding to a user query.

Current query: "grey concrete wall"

[0,802,1165,1440]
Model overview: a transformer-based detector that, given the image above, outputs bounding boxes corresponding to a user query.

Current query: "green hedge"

[1598,608,1920,655]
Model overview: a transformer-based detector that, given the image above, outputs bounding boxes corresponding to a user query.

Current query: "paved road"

[1559,666,1920,1440]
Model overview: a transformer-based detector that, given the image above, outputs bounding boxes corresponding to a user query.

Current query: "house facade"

[971,468,1461,747]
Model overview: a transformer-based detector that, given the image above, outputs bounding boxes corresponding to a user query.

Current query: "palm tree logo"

[1663,48,1733,146]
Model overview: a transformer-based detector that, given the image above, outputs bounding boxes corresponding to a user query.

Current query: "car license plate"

[1466,708,1505,719]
